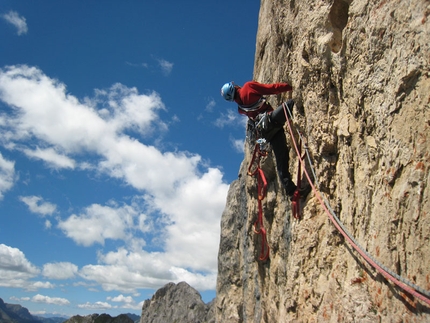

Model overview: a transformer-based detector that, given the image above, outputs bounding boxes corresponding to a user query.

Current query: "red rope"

[281,102,430,306]
[248,142,270,261]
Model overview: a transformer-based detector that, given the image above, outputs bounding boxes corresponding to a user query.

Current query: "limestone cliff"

[216,0,430,322]
[140,282,215,323]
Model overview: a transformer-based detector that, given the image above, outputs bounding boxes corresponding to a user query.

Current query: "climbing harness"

[247,138,270,261]
[238,97,266,116]
[282,102,430,306]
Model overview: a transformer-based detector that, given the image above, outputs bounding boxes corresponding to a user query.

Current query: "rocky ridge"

[139,282,214,323]
[64,314,133,323]
[0,298,40,323]
[216,0,429,322]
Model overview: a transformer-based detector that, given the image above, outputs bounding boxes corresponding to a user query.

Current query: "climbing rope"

[289,129,304,220]
[248,139,270,261]
[282,102,430,306]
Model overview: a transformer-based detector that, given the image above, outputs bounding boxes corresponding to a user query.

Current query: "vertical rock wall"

[216,0,430,322]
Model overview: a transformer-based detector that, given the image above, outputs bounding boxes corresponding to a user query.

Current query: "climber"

[221,80,308,199]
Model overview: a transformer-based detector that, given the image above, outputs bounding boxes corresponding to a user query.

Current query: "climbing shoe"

[286,99,294,112]
[282,178,297,198]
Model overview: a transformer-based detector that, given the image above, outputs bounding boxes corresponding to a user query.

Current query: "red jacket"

[234,81,292,119]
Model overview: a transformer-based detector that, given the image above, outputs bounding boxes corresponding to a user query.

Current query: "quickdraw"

[247,138,270,261]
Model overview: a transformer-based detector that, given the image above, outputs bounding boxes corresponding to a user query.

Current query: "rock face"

[140,282,215,323]
[216,0,429,322]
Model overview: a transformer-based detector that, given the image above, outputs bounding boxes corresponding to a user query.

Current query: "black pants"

[270,129,294,190]
[260,101,296,195]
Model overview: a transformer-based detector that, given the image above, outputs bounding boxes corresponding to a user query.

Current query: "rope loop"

[248,142,270,261]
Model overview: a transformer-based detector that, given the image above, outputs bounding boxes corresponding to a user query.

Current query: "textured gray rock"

[216,0,429,322]
[140,282,214,323]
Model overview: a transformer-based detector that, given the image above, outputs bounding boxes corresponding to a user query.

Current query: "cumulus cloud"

[0,244,40,288]
[32,294,70,306]
[20,196,57,216]
[0,65,229,294]
[0,153,15,199]
[42,262,78,280]
[30,281,55,290]
[58,203,137,246]
[107,295,143,310]
[108,294,134,304]
[0,244,39,274]
[2,11,28,35]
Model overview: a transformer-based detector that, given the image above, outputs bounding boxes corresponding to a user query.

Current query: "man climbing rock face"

[221,80,305,199]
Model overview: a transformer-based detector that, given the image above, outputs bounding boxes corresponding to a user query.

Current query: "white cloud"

[157,59,173,76]
[58,203,137,246]
[205,98,216,112]
[214,109,243,128]
[108,294,134,303]
[44,220,52,229]
[2,11,28,35]
[126,61,148,68]
[0,244,40,289]
[42,262,78,280]
[10,296,31,302]
[93,83,167,135]
[32,294,70,306]
[30,281,55,290]
[0,244,39,274]
[78,301,112,310]
[107,295,143,310]
[20,196,57,216]
[231,137,245,153]
[0,152,15,199]
[23,147,75,169]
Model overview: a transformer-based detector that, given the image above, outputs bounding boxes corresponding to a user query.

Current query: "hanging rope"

[248,139,270,261]
[289,130,303,220]
[281,102,430,306]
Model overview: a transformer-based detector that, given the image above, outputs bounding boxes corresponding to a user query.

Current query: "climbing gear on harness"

[255,111,271,133]
[247,139,270,261]
[246,111,281,144]
[221,82,235,101]
[256,111,283,142]
[246,119,257,143]
[256,138,268,152]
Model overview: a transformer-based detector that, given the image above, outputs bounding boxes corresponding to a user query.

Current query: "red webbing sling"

[248,141,270,261]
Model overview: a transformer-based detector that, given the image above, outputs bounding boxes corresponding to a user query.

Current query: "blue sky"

[0,1,259,317]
